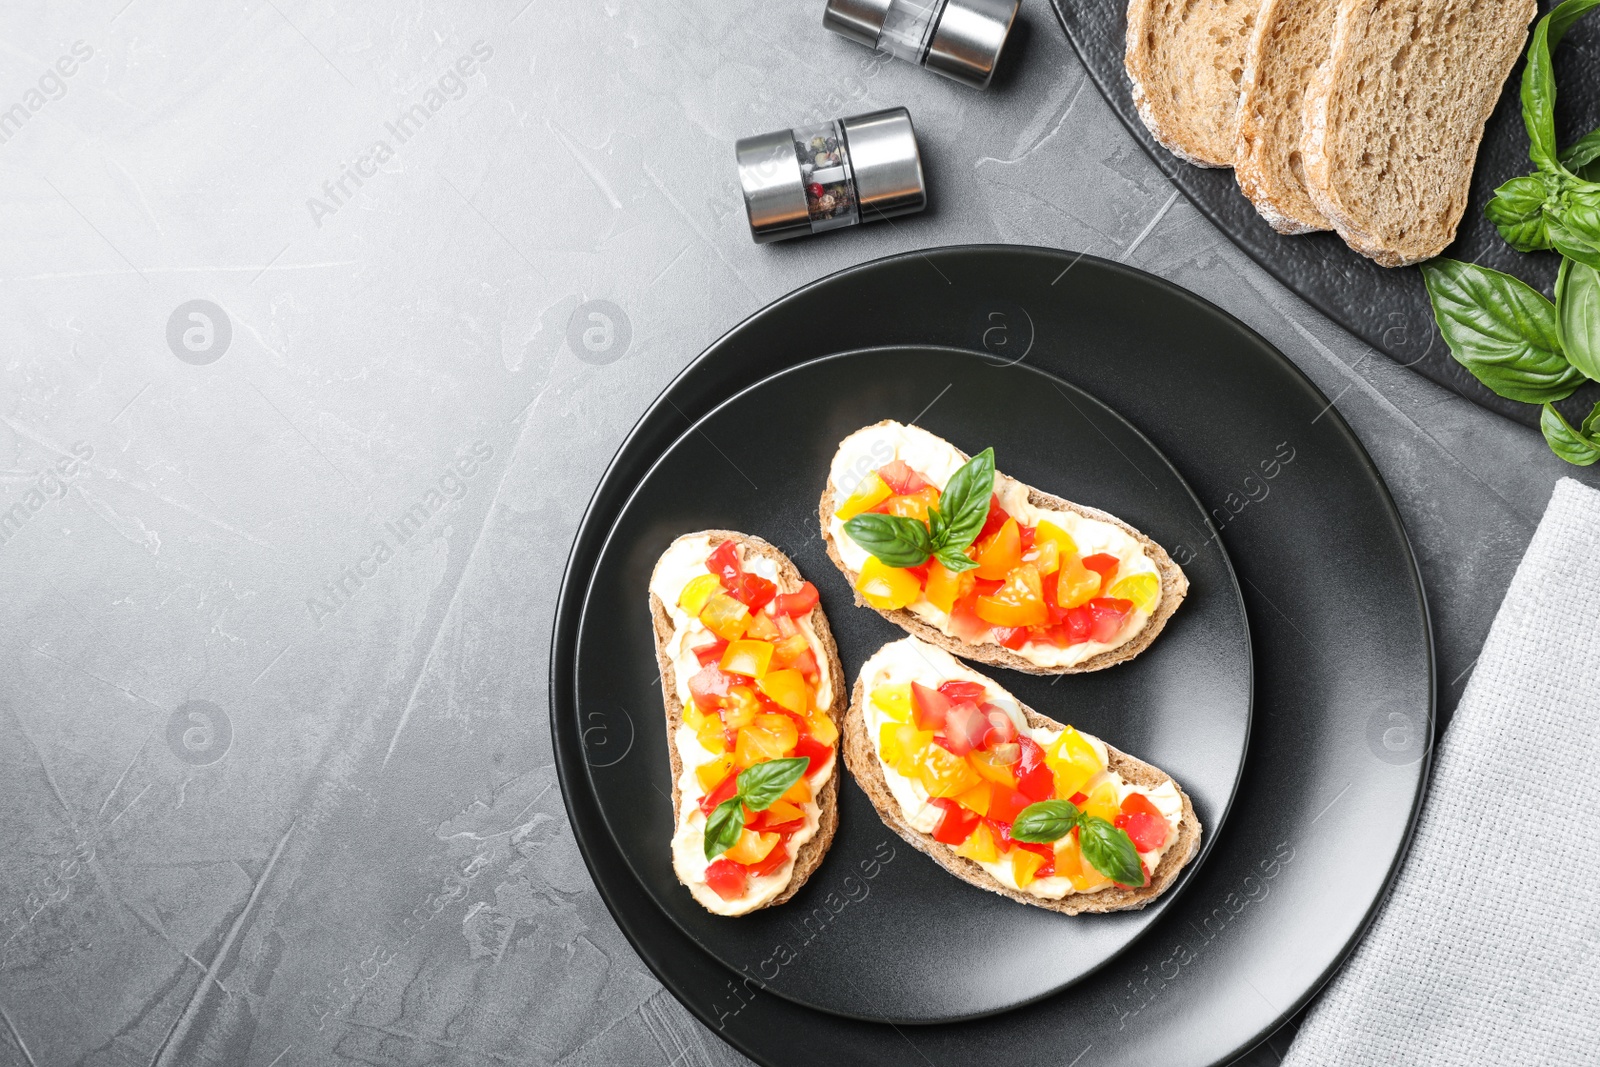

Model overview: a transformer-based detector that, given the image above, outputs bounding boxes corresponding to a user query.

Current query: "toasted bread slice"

[843,638,1202,914]
[1300,0,1536,266]
[820,422,1188,676]
[1125,0,1267,168]
[649,531,844,915]
[1233,0,1337,234]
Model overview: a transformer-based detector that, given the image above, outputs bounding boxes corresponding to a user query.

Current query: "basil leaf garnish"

[1078,816,1145,887]
[934,447,995,553]
[736,756,810,811]
[704,796,746,860]
[1557,258,1600,381]
[1421,259,1583,404]
[1541,403,1600,466]
[1010,800,1082,843]
[934,545,979,575]
[1486,175,1555,252]
[844,512,934,568]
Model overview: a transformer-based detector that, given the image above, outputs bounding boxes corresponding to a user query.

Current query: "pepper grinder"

[823,0,1020,90]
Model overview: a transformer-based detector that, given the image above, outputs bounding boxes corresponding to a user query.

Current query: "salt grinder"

[823,0,1020,89]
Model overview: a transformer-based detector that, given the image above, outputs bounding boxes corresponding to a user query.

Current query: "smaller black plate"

[575,346,1252,1024]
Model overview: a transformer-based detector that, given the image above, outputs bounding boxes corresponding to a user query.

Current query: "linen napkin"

[1283,478,1600,1067]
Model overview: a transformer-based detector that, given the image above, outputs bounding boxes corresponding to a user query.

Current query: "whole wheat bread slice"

[649,531,845,913]
[819,422,1188,676]
[843,640,1202,914]
[1300,0,1536,266]
[1125,0,1268,168]
[1233,0,1338,234]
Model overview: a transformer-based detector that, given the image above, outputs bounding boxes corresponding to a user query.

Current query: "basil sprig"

[842,447,994,574]
[703,757,810,861]
[1010,798,1146,887]
[1421,260,1583,404]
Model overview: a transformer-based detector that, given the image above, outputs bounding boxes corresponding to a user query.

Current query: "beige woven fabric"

[1285,478,1600,1066]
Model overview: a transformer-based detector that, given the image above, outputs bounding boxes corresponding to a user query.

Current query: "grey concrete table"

[0,2,1591,1065]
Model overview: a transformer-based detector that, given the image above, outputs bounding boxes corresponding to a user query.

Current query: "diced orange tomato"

[695,755,733,793]
[923,556,973,614]
[756,668,807,713]
[1028,538,1060,575]
[1011,848,1047,888]
[678,573,721,616]
[721,686,761,729]
[953,781,992,817]
[985,783,1033,825]
[910,741,980,798]
[870,683,913,722]
[969,746,1020,788]
[725,829,781,865]
[834,471,893,519]
[734,713,799,767]
[699,770,740,815]
[699,593,750,641]
[881,486,941,522]
[1061,831,1112,891]
[720,639,773,678]
[1083,779,1121,823]
[856,557,922,610]
[769,633,811,671]
[1055,555,1101,609]
[743,611,780,641]
[953,820,1000,863]
[781,777,812,805]
[760,799,806,827]
[748,837,793,877]
[974,518,1023,580]
[803,708,839,746]
[974,563,1049,627]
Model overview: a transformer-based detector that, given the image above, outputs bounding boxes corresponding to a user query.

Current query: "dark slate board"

[1047,0,1600,429]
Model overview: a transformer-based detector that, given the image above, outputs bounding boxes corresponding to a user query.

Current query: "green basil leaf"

[1556,257,1600,380]
[1010,800,1082,843]
[1078,816,1145,887]
[1561,127,1600,178]
[1486,175,1555,252]
[843,512,933,568]
[736,756,810,811]
[1421,259,1583,404]
[934,545,980,574]
[1584,402,1600,440]
[704,796,746,860]
[926,504,948,546]
[1548,212,1600,272]
[1540,403,1600,466]
[1523,0,1600,172]
[932,447,995,553]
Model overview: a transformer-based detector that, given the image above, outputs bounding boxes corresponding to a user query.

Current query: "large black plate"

[1048,0,1600,430]
[577,347,1252,1023]
[552,246,1433,1066]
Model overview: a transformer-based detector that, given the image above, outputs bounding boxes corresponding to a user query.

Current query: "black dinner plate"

[1047,0,1600,430]
[576,347,1252,1023]
[551,246,1433,1067]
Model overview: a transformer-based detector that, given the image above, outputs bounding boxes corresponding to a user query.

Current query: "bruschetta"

[820,421,1187,674]
[648,531,843,915]
[845,637,1201,913]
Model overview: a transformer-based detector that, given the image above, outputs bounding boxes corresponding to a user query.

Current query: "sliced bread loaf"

[1233,0,1338,234]
[1125,0,1267,168]
[1301,0,1537,266]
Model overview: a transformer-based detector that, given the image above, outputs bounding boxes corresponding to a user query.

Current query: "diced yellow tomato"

[883,487,941,522]
[678,573,721,616]
[1011,848,1047,888]
[923,556,974,614]
[1084,779,1121,823]
[744,611,780,641]
[1109,572,1161,613]
[735,714,799,767]
[763,798,805,825]
[725,829,780,865]
[695,755,733,793]
[683,703,708,731]
[699,593,750,641]
[954,820,1000,863]
[969,747,1020,788]
[856,556,922,610]
[834,472,893,520]
[911,744,982,798]
[696,720,727,753]
[720,640,774,678]
[953,781,992,817]
[804,709,839,746]
[722,686,761,729]
[975,563,1049,627]
[1029,538,1060,575]
[1055,555,1101,609]
[974,518,1023,580]
[879,722,928,768]
[1034,520,1079,560]
[870,683,913,722]
[782,777,812,805]
[757,668,807,713]
[1046,727,1105,799]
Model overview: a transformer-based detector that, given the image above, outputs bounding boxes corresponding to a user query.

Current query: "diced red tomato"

[792,648,820,681]
[1062,605,1093,644]
[707,541,742,589]
[1088,598,1135,643]
[771,581,819,618]
[731,573,777,613]
[1015,737,1054,801]
[943,702,987,756]
[751,809,806,834]
[704,858,748,901]
[748,836,793,877]
[876,460,930,495]
[1039,570,1068,623]
[947,593,991,642]
[979,703,1018,748]
[1069,791,1088,806]
[1081,553,1119,586]
[937,680,986,703]
[688,666,735,712]
[986,783,1033,825]
[1017,524,1037,555]
[692,638,729,666]
[905,560,932,584]
[698,769,739,816]
[1116,793,1170,852]
[928,798,981,845]
[977,495,1010,542]
[910,682,951,730]
[971,577,1005,597]
[992,626,1028,650]
[792,735,833,777]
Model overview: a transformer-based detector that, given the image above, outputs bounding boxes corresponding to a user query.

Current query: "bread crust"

[842,663,1202,914]
[819,422,1188,675]
[649,531,844,913]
